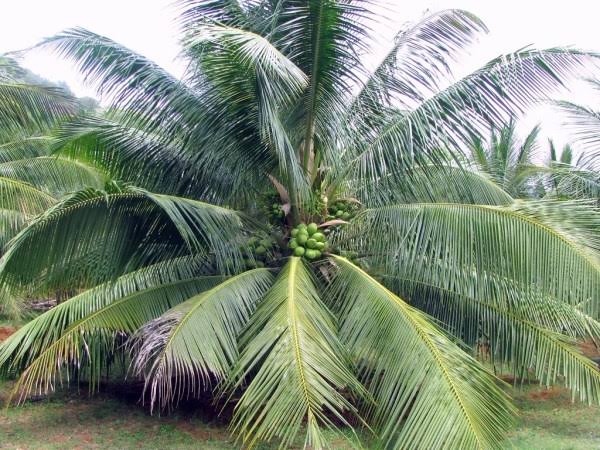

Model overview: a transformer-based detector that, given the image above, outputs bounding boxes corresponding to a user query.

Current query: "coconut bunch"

[242,236,276,268]
[288,223,327,260]
[268,202,285,222]
[327,200,359,221]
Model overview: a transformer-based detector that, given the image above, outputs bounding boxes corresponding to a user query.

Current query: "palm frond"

[339,201,600,318]
[0,210,28,250]
[52,115,269,203]
[557,100,600,151]
[504,200,600,257]
[345,49,597,185]
[6,273,225,402]
[384,273,600,402]
[230,257,363,449]
[355,164,513,207]
[130,268,274,411]
[0,187,246,292]
[183,23,310,202]
[349,9,486,118]
[0,156,105,196]
[255,0,374,179]
[0,175,56,248]
[0,136,52,163]
[0,82,76,133]
[0,176,56,217]
[554,168,600,199]
[37,28,203,137]
[0,255,216,374]
[329,255,515,450]
[177,0,251,30]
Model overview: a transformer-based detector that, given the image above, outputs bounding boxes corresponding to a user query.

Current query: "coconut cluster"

[288,223,327,260]
[243,236,275,268]
[327,200,358,221]
[269,203,285,221]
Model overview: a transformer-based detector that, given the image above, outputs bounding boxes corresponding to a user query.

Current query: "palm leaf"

[183,23,310,203]
[130,268,274,411]
[349,9,487,122]
[230,257,363,449]
[339,201,600,319]
[37,28,204,137]
[345,49,597,185]
[355,164,513,207]
[51,115,264,203]
[0,136,52,163]
[0,187,246,292]
[0,175,56,249]
[329,255,515,449]
[385,274,600,403]
[0,255,215,375]
[6,273,225,403]
[0,156,105,196]
[557,99,600,151]
[0,82,76,133]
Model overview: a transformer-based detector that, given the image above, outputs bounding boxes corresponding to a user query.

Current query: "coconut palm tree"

[468,120,542,198]
[1,2,600,449]
[551,79,600,199]
[543,139,600,199]
[467,123,600,201]
[0,59,105,252]
[0,59,106,316]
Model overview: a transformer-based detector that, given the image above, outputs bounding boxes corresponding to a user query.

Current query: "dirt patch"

[527,386,567,401]
[579,339,600,359]
[0,326,16,341]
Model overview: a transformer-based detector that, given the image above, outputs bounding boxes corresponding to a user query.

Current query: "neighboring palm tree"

[558,78,600,154]
[468,120,541,198]
[542,139,600,199]
[551,79,600,199]
[0,57,74,137]
[2,3,600,449]
[0,59,105,250]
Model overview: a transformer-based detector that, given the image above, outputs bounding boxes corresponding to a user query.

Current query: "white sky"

[1,0,600,152]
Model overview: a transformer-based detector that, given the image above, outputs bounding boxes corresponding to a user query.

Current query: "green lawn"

[0,322,599,449]
[506,385,600,450]
[0,378,237,449]
[1,378,598,449]
[0,378,360,449]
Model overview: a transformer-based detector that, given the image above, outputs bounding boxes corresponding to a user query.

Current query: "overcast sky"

[1,0,599,151]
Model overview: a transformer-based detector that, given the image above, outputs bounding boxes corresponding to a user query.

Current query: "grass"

[0,378,237,449]
[506,385,600,450]
[0,323,599,449]
[1,378,598,449]
[0,379,360,449]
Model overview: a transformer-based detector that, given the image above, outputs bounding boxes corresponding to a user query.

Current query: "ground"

[0,325,599,449]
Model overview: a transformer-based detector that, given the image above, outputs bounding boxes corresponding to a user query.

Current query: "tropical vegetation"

[1,2,600,449]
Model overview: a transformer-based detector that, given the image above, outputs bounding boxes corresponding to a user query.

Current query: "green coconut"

[306,238,318,249]
[312,232,325,242]
[296,232,309,245]
[293,246,306,257]
[305,249,320,260]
